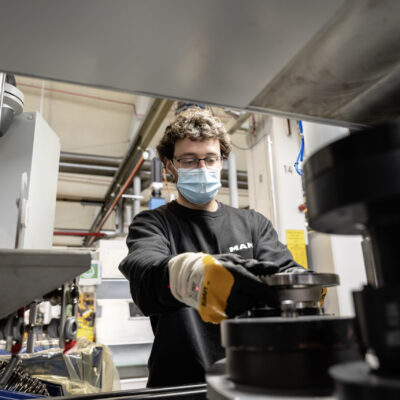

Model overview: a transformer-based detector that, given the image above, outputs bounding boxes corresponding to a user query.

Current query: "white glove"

[168,252,205,309]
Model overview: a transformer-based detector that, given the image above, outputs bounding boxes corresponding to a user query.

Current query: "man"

[119,107,303,387]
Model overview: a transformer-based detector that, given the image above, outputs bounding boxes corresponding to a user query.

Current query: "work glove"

[168,252,279,324]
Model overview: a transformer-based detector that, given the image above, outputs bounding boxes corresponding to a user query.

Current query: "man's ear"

[164,159,174,175]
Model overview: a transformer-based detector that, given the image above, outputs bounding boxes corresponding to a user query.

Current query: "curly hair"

[157,107,231,162]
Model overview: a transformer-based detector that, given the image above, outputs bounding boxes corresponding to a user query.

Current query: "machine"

[206,272,361,399]
[0,74,24,137]
[206,119,400,399]
[0,76,93,396]
[304,120,400,398]
[0,249,91,395]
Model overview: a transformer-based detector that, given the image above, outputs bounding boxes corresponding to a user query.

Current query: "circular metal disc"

[263,272,339,287]
[4,83,24,114]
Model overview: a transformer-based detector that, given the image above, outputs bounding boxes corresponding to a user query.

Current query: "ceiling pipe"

[58,162,248,188]
[60,151,122,166]
[85,155,146,247]
[59,162,118,176]
[59,152,248,181]
[58,160,248,185]
[84,98,174,247]
[103,99,174,203]
[55,175,247,209]
[228,152,239,208]
[54,230,106,237]
[56,198,105,205]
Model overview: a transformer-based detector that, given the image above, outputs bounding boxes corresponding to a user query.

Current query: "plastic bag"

[0,338,120,395]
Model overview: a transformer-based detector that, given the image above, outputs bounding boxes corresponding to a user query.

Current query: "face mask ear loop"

[170,159,179,173]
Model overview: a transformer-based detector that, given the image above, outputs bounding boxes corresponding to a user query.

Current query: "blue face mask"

[176,167,221,205]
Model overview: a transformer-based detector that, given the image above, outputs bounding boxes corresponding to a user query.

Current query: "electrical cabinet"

[0,112,60,249]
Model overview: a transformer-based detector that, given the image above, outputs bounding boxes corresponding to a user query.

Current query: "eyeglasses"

[173,156,222,169]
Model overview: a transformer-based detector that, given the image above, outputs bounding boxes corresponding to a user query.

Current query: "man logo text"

[229,243,253,253]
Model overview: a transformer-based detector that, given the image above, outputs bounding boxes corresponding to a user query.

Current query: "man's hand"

[168,252,279,324]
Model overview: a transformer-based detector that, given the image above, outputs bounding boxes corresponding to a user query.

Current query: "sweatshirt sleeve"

[253,211,303,272]
[118,210,182,316]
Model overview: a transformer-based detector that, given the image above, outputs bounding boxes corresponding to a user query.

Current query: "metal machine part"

[265,272,339,287]
[2,2,400,125]
[0,249,91,320]
[304,120,399,283]
[0,75,24,137]
[0,250,89,356]
[26,302,38,354]
[303,120,400,398]
[207,273,353,397]
[57,384,207,399]
[0,313,24,350]
[46,316,78,341]
[207,360,333,400]
[256,272,339,315]
[219,316,360,396]
[330,361,400,400]
[41,281,80,349]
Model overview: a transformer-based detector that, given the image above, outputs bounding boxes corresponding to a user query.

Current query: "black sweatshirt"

[119,200,298,387]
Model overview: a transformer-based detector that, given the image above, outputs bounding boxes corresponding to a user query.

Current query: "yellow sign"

[286,229,308,269]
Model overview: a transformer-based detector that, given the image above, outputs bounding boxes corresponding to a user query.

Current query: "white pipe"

[228,152,239,208]
[267,135,279,229]
[128,96,152,144]
[39,80,45,115]
[0,73,5,130]
[123,203,133,235]
[133,176,141,216]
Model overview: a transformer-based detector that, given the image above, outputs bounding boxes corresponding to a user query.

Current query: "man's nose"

[198,159,207,168]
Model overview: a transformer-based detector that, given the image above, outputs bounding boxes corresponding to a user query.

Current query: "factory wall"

[246,115,306,244]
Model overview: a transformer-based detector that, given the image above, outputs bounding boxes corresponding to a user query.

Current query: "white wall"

[246,115,306,242]
[270,118,307,242]
[302,120,349,158]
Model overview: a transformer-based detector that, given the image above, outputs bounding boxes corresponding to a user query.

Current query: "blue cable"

[294,120,304,176]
